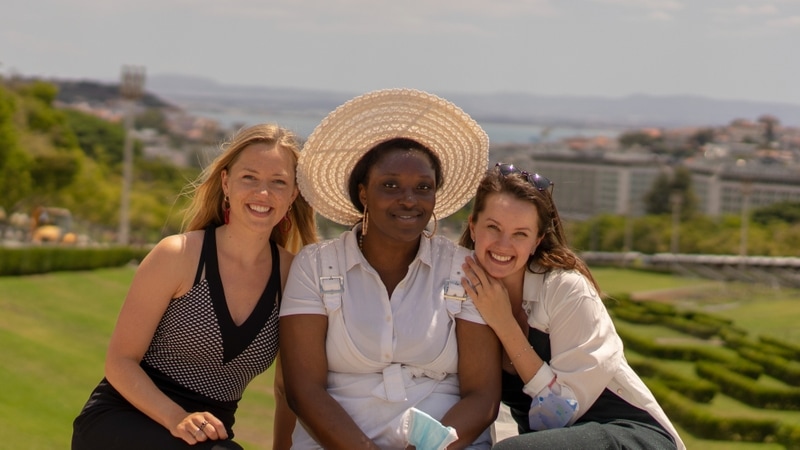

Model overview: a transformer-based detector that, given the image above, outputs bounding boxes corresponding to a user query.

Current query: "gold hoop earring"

[362,207,369,237]
[423,212,438,238]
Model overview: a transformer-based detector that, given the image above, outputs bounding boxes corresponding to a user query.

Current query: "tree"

[643,166,697,219]
[752,201,800,226]
[758,115,780,145]
[618,130,662,149]
[688,128,715,149]
[0,84,34,210]
[62,108,126,165]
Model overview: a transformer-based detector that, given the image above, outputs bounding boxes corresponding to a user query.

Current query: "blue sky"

[2,0,799,105]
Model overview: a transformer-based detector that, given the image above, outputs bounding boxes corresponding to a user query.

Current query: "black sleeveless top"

[501,327,665,435]
[76,226,282,432]
[141,225,282,401]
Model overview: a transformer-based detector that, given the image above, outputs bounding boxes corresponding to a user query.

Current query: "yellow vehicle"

[30,207,77,244]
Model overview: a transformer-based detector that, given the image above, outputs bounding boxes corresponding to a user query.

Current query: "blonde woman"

[72,124,316,449]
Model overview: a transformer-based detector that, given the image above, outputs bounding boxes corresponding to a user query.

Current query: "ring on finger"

[198,421,209,432]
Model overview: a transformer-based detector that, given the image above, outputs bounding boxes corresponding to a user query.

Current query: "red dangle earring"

[280,206,293,233]
[223,195,231,224]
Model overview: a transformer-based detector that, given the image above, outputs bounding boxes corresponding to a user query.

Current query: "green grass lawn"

[0,266,798,449]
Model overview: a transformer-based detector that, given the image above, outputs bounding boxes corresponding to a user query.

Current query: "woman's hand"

[461,256,514,331]
[174,412,227,444]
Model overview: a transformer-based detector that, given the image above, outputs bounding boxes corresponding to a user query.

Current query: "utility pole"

[118,65,145,245]
[670,191,682,254]
[739,180,752,258]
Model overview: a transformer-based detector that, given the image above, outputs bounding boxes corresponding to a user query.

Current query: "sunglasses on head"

[495,163,554,193]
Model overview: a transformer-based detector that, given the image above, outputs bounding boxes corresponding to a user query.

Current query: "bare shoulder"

[136,230,206,296]
[146,231,203,263]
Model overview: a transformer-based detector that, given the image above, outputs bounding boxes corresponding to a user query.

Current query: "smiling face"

[358,148,437,246]
[469,192,543,283]
[221,142,298,234]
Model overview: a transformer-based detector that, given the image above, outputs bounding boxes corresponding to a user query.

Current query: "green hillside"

[1,267,799,449]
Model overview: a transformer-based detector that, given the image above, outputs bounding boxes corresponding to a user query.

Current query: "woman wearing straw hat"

[279,89,502,449]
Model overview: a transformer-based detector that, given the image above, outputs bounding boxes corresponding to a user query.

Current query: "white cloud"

[171,0,560,21]
[647,10,674,20]
[1,30,80,55]
[768,14,800,26]
[731,4,779,16]
[589,0,684,12]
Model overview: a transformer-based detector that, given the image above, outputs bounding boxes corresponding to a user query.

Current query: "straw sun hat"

[297,88,490,225]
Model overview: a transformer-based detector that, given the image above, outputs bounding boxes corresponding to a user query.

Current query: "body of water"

[191,109,622,145]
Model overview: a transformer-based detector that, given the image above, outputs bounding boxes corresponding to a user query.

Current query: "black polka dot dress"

[72,226,281,448]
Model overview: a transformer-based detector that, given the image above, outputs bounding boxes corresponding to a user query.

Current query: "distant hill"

[145,74,800,129]
[44,78,174,109]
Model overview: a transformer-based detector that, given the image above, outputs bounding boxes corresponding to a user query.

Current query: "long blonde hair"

[182,124,317,252]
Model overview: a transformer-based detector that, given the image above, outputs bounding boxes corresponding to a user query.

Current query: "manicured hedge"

[760,335,800,360]
[629,358,717,403]
[0,246,151,276]
[695,361,800,410]
[647,379,782,443]
[615,322,764,379]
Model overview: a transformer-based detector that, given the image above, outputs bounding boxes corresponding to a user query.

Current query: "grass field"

[0,266,798,449]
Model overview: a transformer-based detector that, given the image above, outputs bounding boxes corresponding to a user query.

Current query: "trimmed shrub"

[616,323,763,378]
[632,359,717,403]
[0,246,151,276]
[696,361,800,410]
[760,335,800,360]
[647,379,780,443]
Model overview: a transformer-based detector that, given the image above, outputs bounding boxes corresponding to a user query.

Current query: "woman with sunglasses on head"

[280,89,501,449]
[459,163,684,449]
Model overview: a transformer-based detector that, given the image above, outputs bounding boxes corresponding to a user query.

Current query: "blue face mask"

[404,407,459,450]
[528,391,578,430]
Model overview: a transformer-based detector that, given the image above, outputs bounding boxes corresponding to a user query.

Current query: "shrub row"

[695,361,800,410]
[628,358,717,403]
[615,322,763,378]
[646,378,783,443]
[738,347,800,386]
[0,246,151,276]
[719,328,800,385]
[608,297,724,339]
[760,335,800,360]
[721,327,798,360]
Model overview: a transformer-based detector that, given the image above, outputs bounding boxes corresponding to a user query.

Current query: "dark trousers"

[72,406,244,450]
[493,419,676,450]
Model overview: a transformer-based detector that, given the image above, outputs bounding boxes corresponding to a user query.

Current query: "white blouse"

[281,228,490,449]
[520,269,685,450]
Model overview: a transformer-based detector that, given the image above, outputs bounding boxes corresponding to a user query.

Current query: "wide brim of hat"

[298,88,489,225]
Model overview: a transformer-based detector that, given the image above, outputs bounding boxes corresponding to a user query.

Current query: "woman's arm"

[280,313,381,449]
[273,247,297,449]
[462,256,544,384]
[272,354,295,450]
[104,233,228,444]
[438,319,502,449]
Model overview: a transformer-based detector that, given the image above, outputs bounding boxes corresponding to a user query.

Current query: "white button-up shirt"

[281,228,489,449]
[520,269,685,449]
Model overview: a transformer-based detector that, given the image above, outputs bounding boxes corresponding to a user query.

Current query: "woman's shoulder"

[428,235,461,256]
[540,267,599,298]
[146,230,203,262]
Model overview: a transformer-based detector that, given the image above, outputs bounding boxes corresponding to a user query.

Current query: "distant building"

[689,160,800,216]
[493,143,800,220]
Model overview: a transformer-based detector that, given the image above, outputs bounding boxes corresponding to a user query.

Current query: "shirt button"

[617,389,623,395]
[385,316,391,322]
